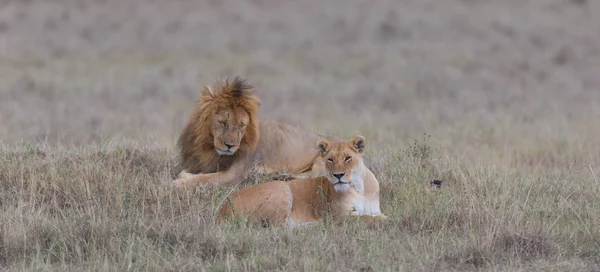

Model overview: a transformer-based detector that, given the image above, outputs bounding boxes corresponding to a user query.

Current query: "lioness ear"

[351,135,366,154]
[317,140,331,155]
[202,85,215,98]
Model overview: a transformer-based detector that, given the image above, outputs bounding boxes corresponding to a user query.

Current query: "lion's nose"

[333,173,345,180]
[224,143,235,150]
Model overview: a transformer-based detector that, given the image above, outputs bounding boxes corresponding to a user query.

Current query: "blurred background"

[1,0,599,159]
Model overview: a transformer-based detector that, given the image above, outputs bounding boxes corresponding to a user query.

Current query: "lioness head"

[317,136,366,192]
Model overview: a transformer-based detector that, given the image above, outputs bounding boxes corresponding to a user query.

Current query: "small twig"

[589,165,598,185]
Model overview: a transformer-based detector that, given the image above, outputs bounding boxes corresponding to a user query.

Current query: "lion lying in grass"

[218,136,387,227]
[172,77,336,187]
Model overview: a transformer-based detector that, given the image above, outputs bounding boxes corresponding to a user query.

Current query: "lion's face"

[212,107,250,156]
[317,136,366,192]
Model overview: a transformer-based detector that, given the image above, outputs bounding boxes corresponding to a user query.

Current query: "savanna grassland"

[1,0,600,271]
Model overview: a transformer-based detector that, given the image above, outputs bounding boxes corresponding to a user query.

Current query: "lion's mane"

[178,77,260,174]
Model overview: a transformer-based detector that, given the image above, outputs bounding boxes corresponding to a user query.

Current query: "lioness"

[218,136,387,227]
[172,77,335,187]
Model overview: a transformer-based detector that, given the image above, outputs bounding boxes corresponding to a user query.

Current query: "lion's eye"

[239,123,245,128]
[344,156,352,163]
[327,158,334,163]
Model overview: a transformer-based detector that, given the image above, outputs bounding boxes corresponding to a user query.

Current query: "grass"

[1,136,599,271]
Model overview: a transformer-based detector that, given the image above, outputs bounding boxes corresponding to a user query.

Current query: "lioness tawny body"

[218,136,386,227]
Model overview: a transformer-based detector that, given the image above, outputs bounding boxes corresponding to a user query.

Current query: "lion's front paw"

[169,178,187,188]
[177,171,196,180]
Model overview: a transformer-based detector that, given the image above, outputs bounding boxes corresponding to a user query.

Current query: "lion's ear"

[350,135,366,154]
[202,85,215,98]
[317,140,331,155]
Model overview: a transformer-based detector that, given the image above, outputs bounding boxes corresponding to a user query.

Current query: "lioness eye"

[327,158,334,163]
[239,123,245,128]
[344,156,352,162]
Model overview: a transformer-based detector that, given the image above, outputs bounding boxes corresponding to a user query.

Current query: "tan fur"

[173,77,336,187]
[218,136,387,227]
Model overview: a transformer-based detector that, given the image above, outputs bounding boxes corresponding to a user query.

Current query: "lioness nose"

[333,173,345,179]
[225,143,235,149]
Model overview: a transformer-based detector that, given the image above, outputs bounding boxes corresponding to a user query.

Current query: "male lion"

[172,77,334,187]
[218,136,387,227]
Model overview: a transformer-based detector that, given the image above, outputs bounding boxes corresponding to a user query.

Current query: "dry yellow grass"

[1,0,600,271]
[1,136,599,271]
